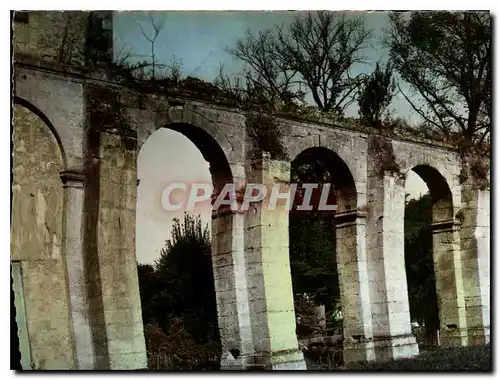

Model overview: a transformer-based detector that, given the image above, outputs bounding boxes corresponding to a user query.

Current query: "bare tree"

[358,61,396,131]
[228,11,373,115]
[213,63,245,100]
[386,11,491,144]
[137,13,165,79]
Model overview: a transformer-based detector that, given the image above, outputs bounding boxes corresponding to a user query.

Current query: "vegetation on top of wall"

[86,86,137,151]
[368,135,405,181]
[245,112,288,161]
[358,61,396,132]
[21,11,490,166]
[456,140,490,190]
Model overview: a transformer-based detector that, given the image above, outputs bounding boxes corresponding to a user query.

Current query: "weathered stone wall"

[13,10,113,68]
[335,211,376,363]
[14,67,85,171]
[13,11,89,67]
[460,183,491,345]
[11,104,76,369]
[94,130,147,369]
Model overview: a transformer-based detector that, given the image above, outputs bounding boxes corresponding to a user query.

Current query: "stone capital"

[60,170,85,189]
[335,209,366,227]
[431,218,460,233]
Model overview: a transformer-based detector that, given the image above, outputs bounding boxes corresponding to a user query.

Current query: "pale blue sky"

[115,11,428,264]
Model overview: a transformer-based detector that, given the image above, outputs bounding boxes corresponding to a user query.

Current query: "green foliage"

[404,194,439,330]
[289,215,338,308]
[345,345,491,371]
[289,156,339,309]
[358,61,396,130]
[246,112,288,160]
[368,135,404,180]
[387,11,491,143]
[137,213,219,345]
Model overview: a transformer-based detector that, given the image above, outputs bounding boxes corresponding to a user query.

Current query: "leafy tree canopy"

[137,213,218,344]
[387,11,491,144]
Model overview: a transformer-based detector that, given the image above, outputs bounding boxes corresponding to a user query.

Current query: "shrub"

[294,295,324,339]
[145,318,221,371]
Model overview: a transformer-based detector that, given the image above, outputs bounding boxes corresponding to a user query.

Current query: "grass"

[343,345,491,371]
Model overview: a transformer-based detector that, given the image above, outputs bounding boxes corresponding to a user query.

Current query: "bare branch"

[227,11,373,115]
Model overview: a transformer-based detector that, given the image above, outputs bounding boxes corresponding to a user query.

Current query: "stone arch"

[13,96,67,169]
[410,164,454,222]
[292,146,357,213]
[163,122,234,192]
[137,106,235,172]
[11,101,75,369]
[403,164,466,347]
[136,121,234,265]
[289,145,363,365]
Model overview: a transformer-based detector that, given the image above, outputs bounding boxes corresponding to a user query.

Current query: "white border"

[6,1,498,10]
[2,3,498,379]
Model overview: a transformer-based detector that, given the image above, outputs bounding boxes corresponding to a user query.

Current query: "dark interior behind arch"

[292,147,357,213]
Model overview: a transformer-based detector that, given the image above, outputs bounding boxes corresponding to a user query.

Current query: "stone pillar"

[212,207,254,369]
[95,130,148,369]
[431,220,467,346]
[60,170,95,369]
[243,155,306,370]
[460,185,490,345]
[366,174,419,362]
[335,210,375,364]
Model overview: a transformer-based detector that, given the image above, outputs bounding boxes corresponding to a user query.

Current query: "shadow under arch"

[159,122,233,192]
[292,146,357,213]
[13,96,67,170]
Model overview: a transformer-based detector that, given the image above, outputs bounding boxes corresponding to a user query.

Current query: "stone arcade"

[11,11,490,370]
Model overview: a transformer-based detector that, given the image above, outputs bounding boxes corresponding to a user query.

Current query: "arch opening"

[412,164,453,222]
[404,165,455,350]
[135,123,233,370]
[289,146,357,368]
